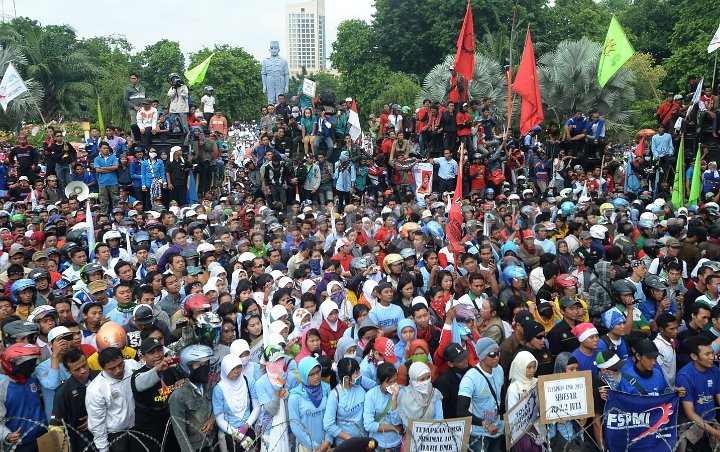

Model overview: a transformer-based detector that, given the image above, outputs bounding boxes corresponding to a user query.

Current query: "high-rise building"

[285,0,326,76]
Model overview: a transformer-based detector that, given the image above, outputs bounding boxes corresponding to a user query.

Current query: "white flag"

[0,63,28,111]
[349,99,362,142]
[692,78,704,105]
[709,23,720,53]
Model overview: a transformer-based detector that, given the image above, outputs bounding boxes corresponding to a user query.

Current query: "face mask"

[149,152,157,159]
[412,379,432,395]
[358,339,368,351]
[344,352,356,360]
[239,356,251,367]
[189,363,210,384]
[352,375,362,386]
[601,372,621,390]
[409,354,429,365]
[309,259,321,274]
[330,291,345,306]
[15,360,36,378]
[292,113,299,118]
[266,360,285,383]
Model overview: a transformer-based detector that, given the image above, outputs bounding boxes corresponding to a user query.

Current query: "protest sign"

[249,336,264,363]
[538,371,594,423]
[413,162,434,202]
[504,385,540,448]
[604,390,679,451]
[302,78,316,97]
[406,417,471,452]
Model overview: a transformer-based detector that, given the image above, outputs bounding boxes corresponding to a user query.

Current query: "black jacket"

[435,368,464,419]
[51,371,100,452]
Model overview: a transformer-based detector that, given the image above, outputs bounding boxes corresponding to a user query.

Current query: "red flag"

[446,144,465,258]
[512,27,544,135]
[453,2,474,93]
[634,136,646,158]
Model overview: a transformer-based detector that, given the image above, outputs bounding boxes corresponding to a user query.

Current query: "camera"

[169,74,183,88]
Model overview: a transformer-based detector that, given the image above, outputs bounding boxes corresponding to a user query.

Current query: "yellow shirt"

[87,346,138,371]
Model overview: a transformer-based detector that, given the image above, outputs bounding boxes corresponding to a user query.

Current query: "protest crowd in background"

[6,11,720,452]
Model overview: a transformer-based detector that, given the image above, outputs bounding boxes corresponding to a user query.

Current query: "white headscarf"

[278,276,294,290]
[218,354,249,416]
[269,320,288,337]
[362,280,378,309]
[399,362,441,421]
[300,279,316,295]
[509,350,538,392]
[320,299,339,332]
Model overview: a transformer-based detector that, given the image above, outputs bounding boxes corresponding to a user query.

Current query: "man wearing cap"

[34,326,73,420]
[518,230,543,270]
[618,338,672,396]
[498,311,534,375]
[570,322,600,379]
[598,309,630,361]
[547,296,582,357]
[434,342,470,421]
[647,236,688,278]
[518,320,554,376]
[7,175,32,202]
[131,337,181,451]
[9,134,38,183]
[124,304,173,350]
[41,175,61,204]
[458,337,504,451]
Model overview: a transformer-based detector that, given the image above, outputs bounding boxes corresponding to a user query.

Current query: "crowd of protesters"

[1,70,720,452]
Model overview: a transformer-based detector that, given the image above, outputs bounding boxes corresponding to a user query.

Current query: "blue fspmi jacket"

[0,375,47,445]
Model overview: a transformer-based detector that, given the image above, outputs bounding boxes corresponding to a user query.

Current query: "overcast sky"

[12,0,375,66]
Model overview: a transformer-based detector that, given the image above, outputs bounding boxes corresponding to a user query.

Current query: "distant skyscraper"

[285,0,326,76]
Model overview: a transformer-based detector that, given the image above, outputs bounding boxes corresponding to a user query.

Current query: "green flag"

[597,16,634,87]
[672,136,685,209]
[184,53,214,86]
[688,146,703,206]
[97,96,105,134]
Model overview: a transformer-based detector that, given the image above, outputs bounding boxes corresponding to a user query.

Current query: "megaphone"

[65,182,90,202]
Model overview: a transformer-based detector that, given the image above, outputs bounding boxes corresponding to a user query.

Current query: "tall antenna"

[0,0,17,23]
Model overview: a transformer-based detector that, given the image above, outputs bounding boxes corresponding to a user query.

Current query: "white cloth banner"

[709,23,720,53]
[413,162,434,203]
[0,63,28,111]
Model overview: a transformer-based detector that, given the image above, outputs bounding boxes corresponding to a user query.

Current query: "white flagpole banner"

[0,63,29,111]
[413,162,434,203]
[709,23,720,53]
[692,77,704,105]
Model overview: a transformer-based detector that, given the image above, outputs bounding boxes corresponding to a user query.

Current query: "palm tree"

[537,37,637,138]
[416,53,509,123]
[2,24,99,120]
[0,45,44,127]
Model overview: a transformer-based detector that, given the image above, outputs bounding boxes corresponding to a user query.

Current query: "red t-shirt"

[469,164,486,191]
[381,138,394,156]
[456,112,472,136]
[332,253,352,272]
[380,113,390,136]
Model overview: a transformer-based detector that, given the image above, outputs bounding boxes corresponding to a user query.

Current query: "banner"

[184,53,214,86]
[709,22,720,53]
[406,417,471,452]
[504,385,540,448]
[0,63,29,111]
[597,16,634,87]
[349,99,362,142]
[302,78,316,97]
[413,162,434,203]
[538,371,594,423]
[604,390,679,451]
[250,336,264,363]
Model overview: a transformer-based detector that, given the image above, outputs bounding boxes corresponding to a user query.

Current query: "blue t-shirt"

[94,154,119,186]
[369,304,405,334]
[639,298,677,325]
[597,336,630,361]
[619,364,668,396]
[676,362,720,420]
[323,385,367,445]
[572,348,598,379]
[458,365,504,438]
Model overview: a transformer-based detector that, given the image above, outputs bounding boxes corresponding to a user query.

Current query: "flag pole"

[713,52,718,92]
[505,0,521,137]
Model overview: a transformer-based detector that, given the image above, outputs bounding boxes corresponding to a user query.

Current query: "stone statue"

[261,41,289,105]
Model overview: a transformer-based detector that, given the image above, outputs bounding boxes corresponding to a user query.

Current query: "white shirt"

[648,257,688,279]
[86,359,141,452]
[653,334,676,386]
[200,95,215,113]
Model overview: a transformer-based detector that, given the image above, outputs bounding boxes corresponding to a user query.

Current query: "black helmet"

[611,279,636,300]
[642,274,669,298]
[349,257,370,276]
[60,242,80,257]
[642,239,661,259]
[28,268,50,283]
[181,249,200,260]
[80,263,104,284]
[66,229,88,248]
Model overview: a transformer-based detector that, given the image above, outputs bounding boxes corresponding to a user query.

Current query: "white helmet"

[103,230,122,242]
[238,252,256,264]
[560,188,573,198]
[639,212,657,223]
[589,225,608,240]
[706,202,720,212]
[578,196,591,204]
[653,198,666,207]
[508,194,521,201]
[522,189,533,198]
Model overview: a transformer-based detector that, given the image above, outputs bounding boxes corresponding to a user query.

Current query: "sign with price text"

[538,371,594,423]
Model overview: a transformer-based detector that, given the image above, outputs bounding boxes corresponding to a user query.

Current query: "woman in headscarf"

[334,336,360,365]
[318,299,348,357]
[398,362,443,431]
[326,280,353,322]
[362,362,403,452]
[397,339,437,386]
[229,339,261,381]
[358,279,379,310]
[289,356,332,452]
[506,351,544,452]
[255,342,298,452]
[288,307,312,342]
[294,327,324,364]
[547,352,590,452]
[212,355,261,451]
[393,318,417,363]
[555,239,574,274]
[323,357,367,446]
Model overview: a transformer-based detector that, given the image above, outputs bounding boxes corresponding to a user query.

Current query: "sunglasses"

[535,334,546,340]
[486,352,499,358]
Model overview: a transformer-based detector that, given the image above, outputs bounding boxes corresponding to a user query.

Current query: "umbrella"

[636,129,656,137]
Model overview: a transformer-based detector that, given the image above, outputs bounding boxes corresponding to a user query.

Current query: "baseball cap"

[87,280,107,294]
[513,310,535,327]
[2,320,39,339]
[9,243,25,256]
[443,343,470,363]
[662,237,682,248]
[18,176,29,182]
[579,231,592,240]
[133,305,155,325]
[595,349,626,371]
[47,326,72,343]
[32,251,48,262]
[185,265,203,276]
[559,296,582,309]
[140,337,164,354]
[373,337,398,364]
[634,338,660,359]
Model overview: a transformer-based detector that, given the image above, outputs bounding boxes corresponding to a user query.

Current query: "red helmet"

[184,294,211,317]
[1,343,41,376]
[556,274,579,290]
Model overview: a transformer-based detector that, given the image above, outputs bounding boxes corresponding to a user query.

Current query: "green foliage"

[187,45,264,122]
[289,69,342,101]
[664,0,720,92]
[133,39,185,99]
[535,0,611,56]
[537,37,637,140]
[371,72,421,115]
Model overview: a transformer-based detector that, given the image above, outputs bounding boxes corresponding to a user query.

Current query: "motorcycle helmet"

[96,322,127,350]
[560,201,575,216]
[383,254,404,274]
[80,263,104,284]
[589,225,608,241]
[11,279,37,304]
[195,312,222,348]
[177,344,213,377]
[184,294,212,317]
[1,343,41,377]
[350,257,370,276]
